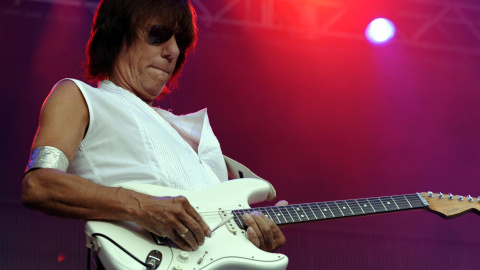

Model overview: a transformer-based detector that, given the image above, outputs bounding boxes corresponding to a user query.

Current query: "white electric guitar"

[85,178,480,270]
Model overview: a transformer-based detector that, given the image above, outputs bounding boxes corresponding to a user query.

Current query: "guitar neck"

[232,193,429,228]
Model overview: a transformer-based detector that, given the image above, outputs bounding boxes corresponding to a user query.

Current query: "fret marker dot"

[277,213,281,216]
[323,209,327,211]
[296,208,300,211]
[301,215,304,217]
[364,204,367,207]
[342,206,346,209]
[387,202,391,204]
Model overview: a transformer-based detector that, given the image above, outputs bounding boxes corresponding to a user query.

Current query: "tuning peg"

[467,195,473,202]
[458,196,464,201]
[477,196,480,203]
[438,192,444,199]
[427,191,433,198]
[448,193,454,200]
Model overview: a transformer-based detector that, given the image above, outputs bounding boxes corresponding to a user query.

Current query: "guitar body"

[85,179,288,270]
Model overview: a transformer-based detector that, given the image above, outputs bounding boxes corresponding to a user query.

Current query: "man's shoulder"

[42,79,89,116]
[52,78,97,93]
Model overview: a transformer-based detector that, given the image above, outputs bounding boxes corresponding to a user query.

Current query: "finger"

[167,229,192,251]
[250,212,275,251]
[247,227,260,247]
[177,197,210,245]
[185,205,212,238]
[270,222,286,247]
[275,200,289,206]
[181,196,211,236]
[264,214,285,244]
[243,212,265,250]
[174,225,201,251]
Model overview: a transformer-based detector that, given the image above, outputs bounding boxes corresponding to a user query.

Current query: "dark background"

[2,0,480,269]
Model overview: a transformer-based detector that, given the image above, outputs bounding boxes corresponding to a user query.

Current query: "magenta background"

[1,1,479,269]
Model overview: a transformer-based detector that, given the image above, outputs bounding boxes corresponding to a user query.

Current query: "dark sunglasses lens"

[148,25,173,45]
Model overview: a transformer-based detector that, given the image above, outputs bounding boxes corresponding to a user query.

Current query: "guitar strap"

[223,155,277,201]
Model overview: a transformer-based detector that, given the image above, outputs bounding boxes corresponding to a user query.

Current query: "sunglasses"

[138,24,187,51]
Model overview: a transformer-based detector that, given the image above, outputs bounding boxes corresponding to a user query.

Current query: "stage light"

[365,18,396,44]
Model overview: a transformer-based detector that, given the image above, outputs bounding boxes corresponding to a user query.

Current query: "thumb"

[275,200,289,206]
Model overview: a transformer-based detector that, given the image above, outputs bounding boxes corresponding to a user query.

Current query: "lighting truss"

[7,0,480,55]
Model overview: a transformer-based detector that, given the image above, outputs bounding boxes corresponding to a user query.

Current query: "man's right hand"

[130,193,212,251]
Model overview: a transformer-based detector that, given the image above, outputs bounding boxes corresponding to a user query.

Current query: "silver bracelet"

[25,146,70,174]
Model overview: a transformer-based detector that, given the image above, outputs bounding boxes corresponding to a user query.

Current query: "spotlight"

[365,18,396,44]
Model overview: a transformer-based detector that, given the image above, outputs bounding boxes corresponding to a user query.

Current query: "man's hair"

[85,0,197,95]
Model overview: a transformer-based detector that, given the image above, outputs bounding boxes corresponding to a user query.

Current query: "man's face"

[110,21,180,105]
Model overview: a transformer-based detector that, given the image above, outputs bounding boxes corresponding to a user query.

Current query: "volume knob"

[172,264,183,270]
[177,251,189,263]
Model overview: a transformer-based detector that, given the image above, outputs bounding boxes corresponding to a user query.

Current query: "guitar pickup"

[218,209,238,235]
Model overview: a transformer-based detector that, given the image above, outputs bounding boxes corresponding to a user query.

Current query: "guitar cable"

[87,233,151,269]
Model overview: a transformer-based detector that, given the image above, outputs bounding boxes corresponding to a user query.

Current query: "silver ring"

[180,228,189,238]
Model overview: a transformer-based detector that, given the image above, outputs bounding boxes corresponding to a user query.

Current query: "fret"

[379,197,398,211]
[314,202,327,219]
[259,207,268,218]
[334,201,345,216]
[404,195,413,208]
[344,201,355,215]
[279,205,295,223]
[299,204,314,221]
[390,196,400,209]
[358,199,376,214]
[354,199,366,214]
[378,197,388,210]
[306,204,319,220]
[367,198,386,212]
[289,205,302,222]
[366,199,377,213]
[257,207,268,219]
[232,210,247,229]
[394,195,409,206]
[316,202,335,219]
[335,200,355,216]
[274,206,288,224]
[391,195,412,210]
[264,207,281,224]
[345,199,364,216]
[297,205,310,221]
[326,201,343,217]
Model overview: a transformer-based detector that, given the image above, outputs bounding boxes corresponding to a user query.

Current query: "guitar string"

[197,205,425,220]
[195,200,427,222]
[193,196,426,216]
[193,207,428,229]
[194,197,425,216]
[193,195,423,211]
[195,202,424,217]
[206,204,425,216]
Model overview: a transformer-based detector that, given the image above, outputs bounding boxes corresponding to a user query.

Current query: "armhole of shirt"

[53,78,95,142]
[54,79,105,185]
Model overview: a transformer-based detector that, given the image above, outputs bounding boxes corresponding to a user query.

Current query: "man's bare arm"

[21,81,211,250]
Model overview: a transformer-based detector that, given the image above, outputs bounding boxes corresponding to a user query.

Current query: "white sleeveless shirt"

[62,79,228,190]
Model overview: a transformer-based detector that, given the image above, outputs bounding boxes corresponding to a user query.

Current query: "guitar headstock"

[421,192,480,219]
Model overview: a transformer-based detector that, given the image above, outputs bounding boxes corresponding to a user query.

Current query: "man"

[21,0,286,263]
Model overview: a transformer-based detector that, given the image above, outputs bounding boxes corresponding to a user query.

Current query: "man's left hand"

[243,200,288,252]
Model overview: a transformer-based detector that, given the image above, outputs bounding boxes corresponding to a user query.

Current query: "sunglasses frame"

[137,24,186,52]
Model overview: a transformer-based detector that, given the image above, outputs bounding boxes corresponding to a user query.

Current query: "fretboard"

[232,193,429,229]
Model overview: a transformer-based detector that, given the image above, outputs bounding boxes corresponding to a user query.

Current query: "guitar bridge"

[218,209,238,235]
